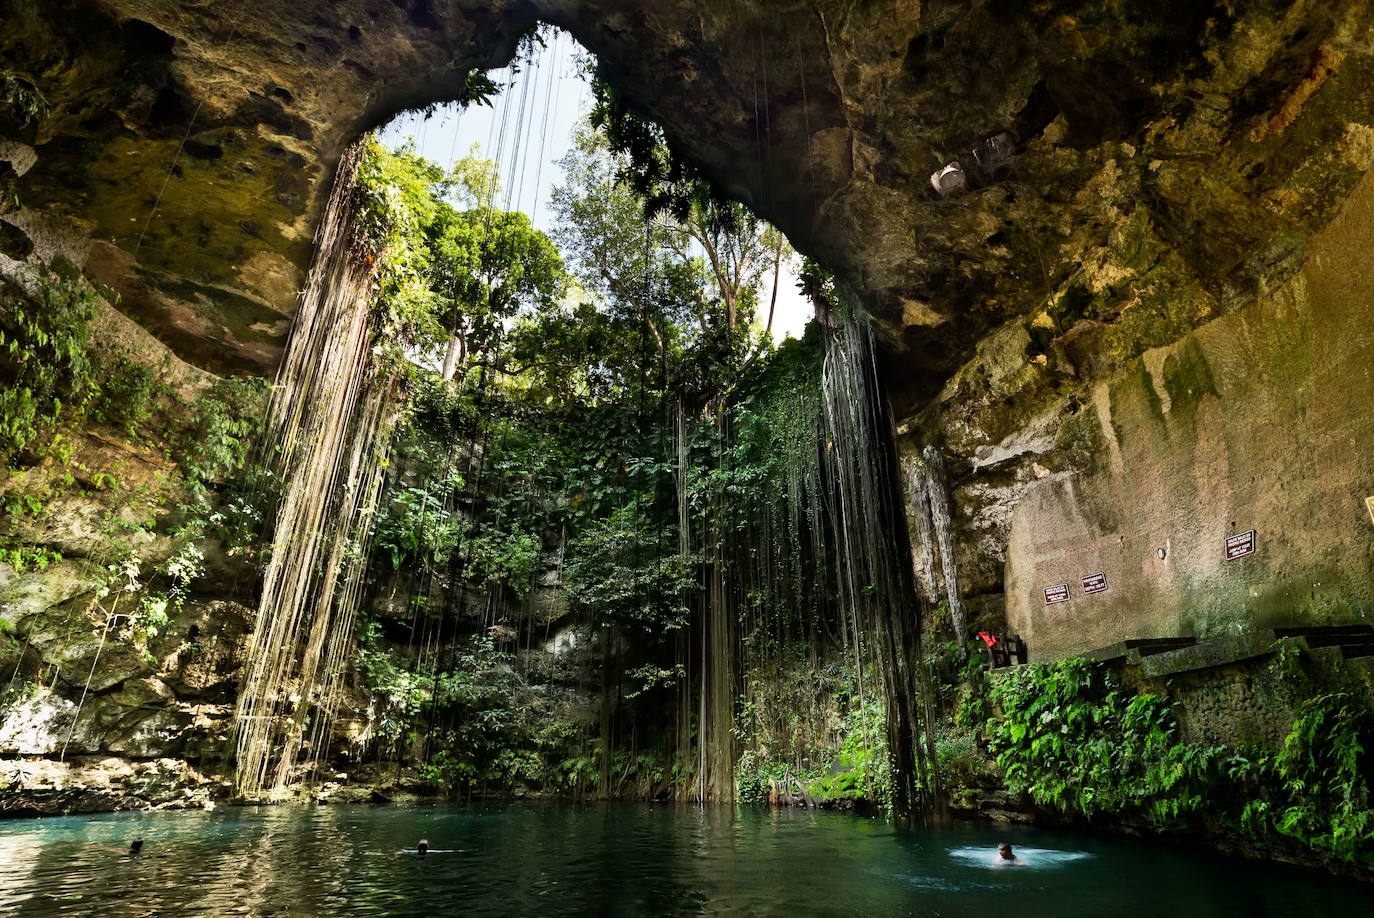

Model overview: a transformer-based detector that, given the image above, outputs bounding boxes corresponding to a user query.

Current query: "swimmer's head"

[129,839,144,855]
[417,839,429,856]
[998,842,1015,860]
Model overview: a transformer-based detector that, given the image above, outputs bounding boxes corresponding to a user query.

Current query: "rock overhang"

[0,0,1370,408]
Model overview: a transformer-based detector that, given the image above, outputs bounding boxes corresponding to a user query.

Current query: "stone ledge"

[1140,632,1279,677]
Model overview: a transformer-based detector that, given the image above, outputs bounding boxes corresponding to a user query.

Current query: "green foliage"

[934,730,981,792]
[357,622,432,745]
[734,700,891,810]
[129,541,204,662]
[358,626,585,793]
[352,99,817,807]
[0,542,62,572]
[734,750,807,806]
[985,658,1374,870]
[0,271,98,464]
[587,74,741,233]
[465,527,541,596]
[353,137,568,375]
[89,352,161,438]
[797,258,838,315]
[734,656,891,811]
[0,264,268,574]
[373,477,464,570]
[549,123,775,403]
[806,699,892,808]
[563,505,694,634]
[987,658,1233,822]
[178,377,269,489]
[0,273,183,456]
[1242,693,1373,868]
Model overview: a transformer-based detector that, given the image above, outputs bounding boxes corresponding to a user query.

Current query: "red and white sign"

[1225,529,1257,561]
[1043,583,1071,604]
[1081,571,1108,595]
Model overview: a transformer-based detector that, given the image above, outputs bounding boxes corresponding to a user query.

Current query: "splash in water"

[948,845,1096,869]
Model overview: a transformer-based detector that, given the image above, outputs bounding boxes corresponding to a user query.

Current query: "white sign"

[1043,583,1071,605]
[1225,530,1257,561]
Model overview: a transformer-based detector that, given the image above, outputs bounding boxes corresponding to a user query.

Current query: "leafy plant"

[0,270,99,464]
[89,352,162,438]
[563,505,694,634]
[987,658,1233,822]
[1243,693,1373,867]
[373,478,465,570]
[465,527,540,596]
[0,542,62,572]
[984,658,1374,869]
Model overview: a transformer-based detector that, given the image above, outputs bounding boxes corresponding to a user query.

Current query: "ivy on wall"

[983,655,1373,871]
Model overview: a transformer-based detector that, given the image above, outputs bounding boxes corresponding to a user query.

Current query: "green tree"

[426,146,566,381]
[356,140,567,381]
[549,123,786,408]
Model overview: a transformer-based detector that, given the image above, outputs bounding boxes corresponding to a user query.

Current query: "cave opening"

[224,23,942,816]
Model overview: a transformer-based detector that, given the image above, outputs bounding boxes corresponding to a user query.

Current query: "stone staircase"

[1272,624,1374,660]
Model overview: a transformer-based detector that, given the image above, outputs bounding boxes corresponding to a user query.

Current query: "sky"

[377,28,813,342]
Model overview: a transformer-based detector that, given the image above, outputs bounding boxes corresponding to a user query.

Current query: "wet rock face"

[0,756,225,816]
[1000,168,1374,656]
[4,0,1372,394]
[0,586,255,760]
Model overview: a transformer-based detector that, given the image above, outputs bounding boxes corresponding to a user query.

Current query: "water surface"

[0,802,1368,916]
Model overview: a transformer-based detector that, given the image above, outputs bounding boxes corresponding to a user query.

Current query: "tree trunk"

[440,333,462,381]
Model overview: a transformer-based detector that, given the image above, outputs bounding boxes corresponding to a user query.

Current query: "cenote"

[2,803,1371,917]
[3,1,1374,913]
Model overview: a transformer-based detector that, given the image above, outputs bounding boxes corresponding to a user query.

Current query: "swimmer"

[395,838,456,857]
[99,838,145,856]
[994,842,1026,866]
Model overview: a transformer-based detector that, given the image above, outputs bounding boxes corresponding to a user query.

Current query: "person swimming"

[998,842,1015,861]
[129,839,144,856]
[396,838,455,857]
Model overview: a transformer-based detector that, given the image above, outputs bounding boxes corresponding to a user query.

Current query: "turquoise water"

[0,802,1369,916]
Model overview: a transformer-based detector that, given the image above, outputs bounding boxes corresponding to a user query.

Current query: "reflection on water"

[0,802,1368,917]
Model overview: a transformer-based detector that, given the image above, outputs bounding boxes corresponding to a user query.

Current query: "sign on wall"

[1225,529,1257,561]
[1043,583,1071,604]
[1081,571,1108,594]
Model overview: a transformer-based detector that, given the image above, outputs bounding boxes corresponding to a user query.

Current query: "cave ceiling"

[2,0,1373,410]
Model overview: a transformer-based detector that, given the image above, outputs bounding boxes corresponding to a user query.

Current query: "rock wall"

[0,319,260,810]
[909,164,1374,661]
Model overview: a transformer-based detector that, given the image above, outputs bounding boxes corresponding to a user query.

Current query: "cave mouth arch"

[5,0,877,386]
[224,19,931,807]
[365,22,817,359]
